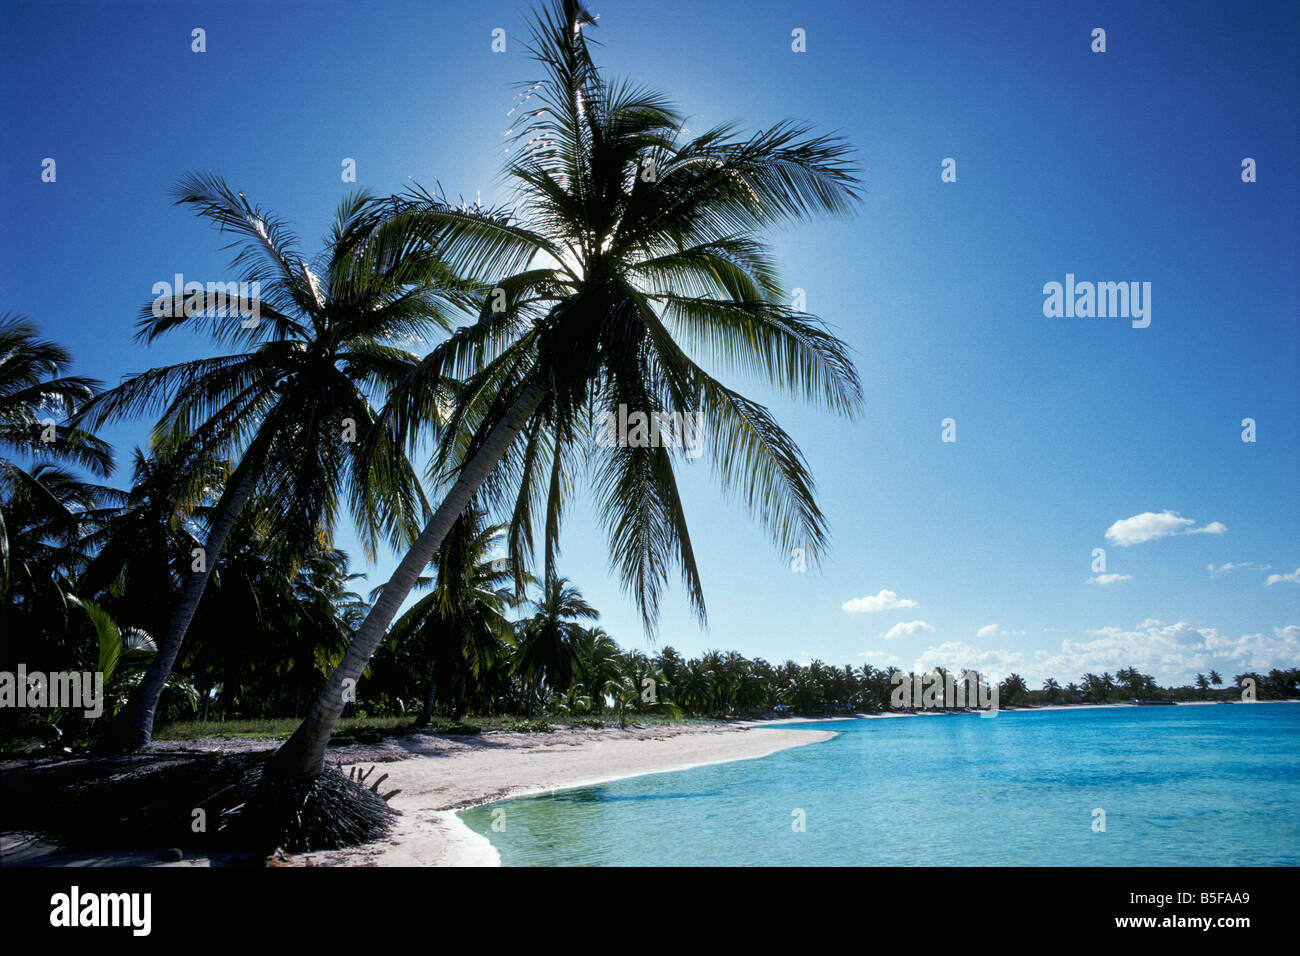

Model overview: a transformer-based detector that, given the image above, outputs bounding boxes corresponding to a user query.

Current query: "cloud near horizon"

[879,620,935,640]
[1027,621,1300,686]
[977,624,1026,639]
[842,588,918,613]
[1088,573,1132,585]
[855,649,901,664]
[1105,510,1226,547]
[912,642,1024,679]
[1209,562,1271,577]
[863,621,1299,687]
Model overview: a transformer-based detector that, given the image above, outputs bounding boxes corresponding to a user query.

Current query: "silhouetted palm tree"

[76,177,467,748]
[515,576,598,713]
[0,316,113,595]
[384,508,517,725]
[274,0,862,780]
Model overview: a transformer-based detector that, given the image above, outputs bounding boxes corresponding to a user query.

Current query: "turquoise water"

[459,704,1300,865]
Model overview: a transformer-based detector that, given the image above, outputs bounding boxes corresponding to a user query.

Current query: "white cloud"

[1088,573,1132,585]
[1026,620,1300,687]
[842,588,918,613]
[977,623,1025,639]
[855,649,901,664]
[879,620,935,640]
[1265,567,1300,586]
[1209,562,1271,577]
[913,642,1023,680]
[1104,510,1226,547]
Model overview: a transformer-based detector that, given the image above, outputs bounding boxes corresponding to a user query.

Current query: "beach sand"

[9,701,1282,867]
[311,721,836,867]
[2,721,834,867]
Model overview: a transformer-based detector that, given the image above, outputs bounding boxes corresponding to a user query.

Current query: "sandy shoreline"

[6,700,1289,867]
[311,721,836,867]
[1,720,836,868]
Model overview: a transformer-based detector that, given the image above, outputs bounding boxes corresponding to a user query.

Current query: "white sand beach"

[8,702,1287,867]
[312,721,836,867]
[1,721,835,868]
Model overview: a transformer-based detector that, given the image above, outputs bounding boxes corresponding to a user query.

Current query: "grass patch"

[154,715,419,742]
[149,712,722,744]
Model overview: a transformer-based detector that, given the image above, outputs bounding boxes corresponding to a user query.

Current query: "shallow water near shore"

[459,703,1300,866]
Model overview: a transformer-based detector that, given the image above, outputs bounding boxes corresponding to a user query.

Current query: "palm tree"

[1,464,119,649]
[384,508,517,725]
[1042,677,1061,703]
[575,626,624,713]
[66,596,198,724]
[0,316,113,594]
[77,436,225,640]
[76,177,468,748]
[1116,666,1146,698]
[679,658,718,716]
[514,576,598,713]
[1000,673,1028,707]
[272,0,861,779]
[188,524,368,722]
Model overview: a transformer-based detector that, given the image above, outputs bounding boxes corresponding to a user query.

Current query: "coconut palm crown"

[74,176,475,747]
[272,0,864,778]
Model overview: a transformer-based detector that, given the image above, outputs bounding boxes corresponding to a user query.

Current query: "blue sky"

[2,0,1297,686]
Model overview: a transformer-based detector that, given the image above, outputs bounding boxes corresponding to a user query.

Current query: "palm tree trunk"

[269,380,547,779]
[455,668,467,721]
[415,662,437,728]
[113,439,266,750]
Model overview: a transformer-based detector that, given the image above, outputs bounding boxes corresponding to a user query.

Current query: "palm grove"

[3,1,1295,843]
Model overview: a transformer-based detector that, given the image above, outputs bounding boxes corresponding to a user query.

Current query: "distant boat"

[1132,698,1177,706]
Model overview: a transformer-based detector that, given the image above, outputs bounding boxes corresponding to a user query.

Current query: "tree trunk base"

[2,752,394,857]
[205,761,394,853]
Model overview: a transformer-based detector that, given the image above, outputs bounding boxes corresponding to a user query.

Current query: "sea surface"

[458,703,1300,865]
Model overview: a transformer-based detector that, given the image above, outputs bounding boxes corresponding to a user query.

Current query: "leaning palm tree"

[75,176,471,749]
[0,316,113,594]
[270,0,861,780]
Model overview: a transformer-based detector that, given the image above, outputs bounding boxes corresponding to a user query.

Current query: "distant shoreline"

[767,698,1299,722]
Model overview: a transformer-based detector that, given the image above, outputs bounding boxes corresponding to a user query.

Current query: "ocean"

[458,703,1300,866]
